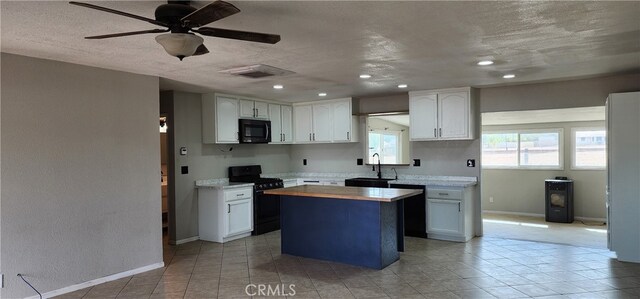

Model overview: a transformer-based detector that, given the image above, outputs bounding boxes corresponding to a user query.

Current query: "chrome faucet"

[372,153,382,179]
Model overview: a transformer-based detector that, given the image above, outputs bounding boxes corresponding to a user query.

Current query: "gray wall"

[0,54,162,298]
[165,91,292,243]
[480,73,640,112]
[481,121,607,219]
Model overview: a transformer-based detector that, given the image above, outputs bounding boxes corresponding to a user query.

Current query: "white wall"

[163,91,292,243]
[1,53,162,298]
[481,121,607,219]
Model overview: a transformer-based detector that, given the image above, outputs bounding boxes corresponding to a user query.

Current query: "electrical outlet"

[413,159,421,167]
[356,158,363,165]
[489,196,494,203]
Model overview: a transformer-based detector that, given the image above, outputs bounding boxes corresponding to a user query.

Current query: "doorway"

[160,116,169,245]
[480,107,608,249]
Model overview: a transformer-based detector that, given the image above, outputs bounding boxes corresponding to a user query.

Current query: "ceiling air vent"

[219,64,295,79]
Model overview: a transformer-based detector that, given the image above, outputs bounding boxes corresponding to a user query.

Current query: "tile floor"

[482,213,608,249]
[54,231,640,299]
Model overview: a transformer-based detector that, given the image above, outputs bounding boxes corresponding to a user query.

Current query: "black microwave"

[239,119,271,143]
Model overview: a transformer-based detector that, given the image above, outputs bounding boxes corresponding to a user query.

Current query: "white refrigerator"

[606,91,640,263]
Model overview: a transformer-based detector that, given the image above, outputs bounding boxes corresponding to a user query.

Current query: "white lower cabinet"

[198,186,253,243]
[426,187,473,242]
[226,198,252,237]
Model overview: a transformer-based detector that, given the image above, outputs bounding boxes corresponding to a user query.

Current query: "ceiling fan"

[69,0,281,60]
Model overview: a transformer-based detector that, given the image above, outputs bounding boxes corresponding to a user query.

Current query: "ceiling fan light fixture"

[155,33,204,60]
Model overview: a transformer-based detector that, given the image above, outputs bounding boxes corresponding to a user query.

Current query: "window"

[482,133,518,167]
[368,131,402,164]
[482,129,563,169]
[572,128,606,169]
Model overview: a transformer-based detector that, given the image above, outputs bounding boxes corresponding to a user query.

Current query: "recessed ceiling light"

[502,74,516,79]
[397,84,408,88]
[477,60,494,66]
[318,93,327,97]
[359,74,372,79]
[273,84,284,89]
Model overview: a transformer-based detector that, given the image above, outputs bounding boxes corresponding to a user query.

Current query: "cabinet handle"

[236,131,239,141]
[236,193,244,196]
[439,128,442,137]
[253,108,257,117]
[283,133,286,142]
[347,132,350,140]
[228,204,231,213]
[313,133,315,141]
[434,128,437,137]
[309,133,312,141]
[458,202,461,212]
[439,193,449,196]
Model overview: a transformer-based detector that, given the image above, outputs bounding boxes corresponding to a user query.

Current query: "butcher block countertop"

[264,185,423,202]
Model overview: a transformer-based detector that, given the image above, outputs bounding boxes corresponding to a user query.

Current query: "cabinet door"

[216,96,239,143]
[268,104,282,143]
[281,105,293,143]
[312,103,333,142]
[438,91,469,139]
[293,105,314,142]
[239,99,256,118]
[254,101,269,119]
[332,100,352,142]
[225,199,252,237]
[427,198,463,236]
[410,94,438,140]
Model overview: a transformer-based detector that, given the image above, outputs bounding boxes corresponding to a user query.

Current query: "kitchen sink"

[344,177,395,188]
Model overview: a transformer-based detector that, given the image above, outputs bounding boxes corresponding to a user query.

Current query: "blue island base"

[280,195,404,269]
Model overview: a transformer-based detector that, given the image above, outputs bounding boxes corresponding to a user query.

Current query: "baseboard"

[25,262,164,299]
[483,210,606,223]
[483,210,544,218]
[575,216,607,223]
[173,236,200,245]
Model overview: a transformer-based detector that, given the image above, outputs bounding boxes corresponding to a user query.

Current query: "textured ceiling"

[2,1,639,102]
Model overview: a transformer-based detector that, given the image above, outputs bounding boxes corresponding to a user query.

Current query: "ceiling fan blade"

[193,44,210,56]
[194,27,281,44]
[69,1,168,27]
[85,29,169,39]
[181,1,240,27]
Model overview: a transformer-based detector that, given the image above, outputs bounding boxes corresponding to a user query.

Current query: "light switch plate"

[180,147,187,156]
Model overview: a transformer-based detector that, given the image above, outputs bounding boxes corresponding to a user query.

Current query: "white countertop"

[194,173,477,189]
[264,173,477,188]
[195,178,254,190]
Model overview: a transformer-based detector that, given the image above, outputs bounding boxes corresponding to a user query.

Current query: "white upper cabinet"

[439,92,469,139]
[409,93,438,140]
[239,99,269,119]
[293,105,314,142]
[293,98,358,144]
[281,105,293,143]
[312,103,333,142]
[332,100,352,142]
[268,104,282,143]
[202,94,239,144]
[269,104,293,144]
[409,87,476,141]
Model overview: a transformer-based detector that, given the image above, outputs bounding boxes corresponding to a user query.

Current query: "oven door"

[253,190,280,234]
[239,119,271,143]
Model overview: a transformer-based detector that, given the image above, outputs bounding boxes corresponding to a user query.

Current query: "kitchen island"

[264,185,423,269]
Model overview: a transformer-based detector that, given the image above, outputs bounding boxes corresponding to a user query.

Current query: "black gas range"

[228,165,283,235]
